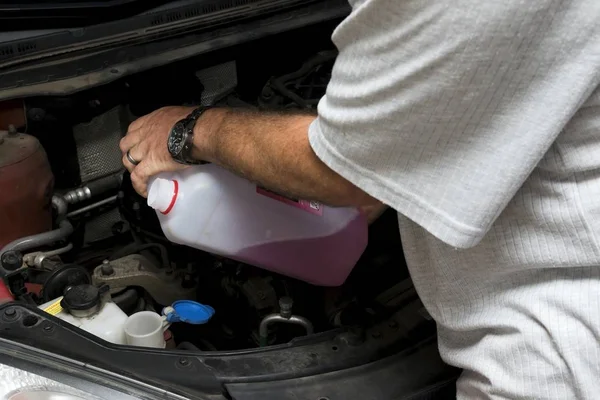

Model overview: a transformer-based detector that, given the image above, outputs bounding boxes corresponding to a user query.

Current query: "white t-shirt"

[309,0,600,398]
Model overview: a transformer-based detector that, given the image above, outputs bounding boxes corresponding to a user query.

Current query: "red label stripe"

[161,180,179,215]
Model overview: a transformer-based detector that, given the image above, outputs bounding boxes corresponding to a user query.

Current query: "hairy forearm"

[193,108,378,208]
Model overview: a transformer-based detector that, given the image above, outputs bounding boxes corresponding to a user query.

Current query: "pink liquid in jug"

[148,165,368,286]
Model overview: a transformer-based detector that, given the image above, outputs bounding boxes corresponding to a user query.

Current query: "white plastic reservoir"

[39,292,128,345]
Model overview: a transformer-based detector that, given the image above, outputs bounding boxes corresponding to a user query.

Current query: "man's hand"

[120,106,195,197]
[121,106,379,212]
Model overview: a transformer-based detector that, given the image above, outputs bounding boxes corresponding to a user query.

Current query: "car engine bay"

[0,26,417,353]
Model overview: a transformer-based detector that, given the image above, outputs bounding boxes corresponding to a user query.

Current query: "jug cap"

[163,300,215,324]
[148,178,179,215]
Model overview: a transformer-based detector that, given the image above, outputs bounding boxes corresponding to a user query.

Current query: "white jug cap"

[147,178,178,215]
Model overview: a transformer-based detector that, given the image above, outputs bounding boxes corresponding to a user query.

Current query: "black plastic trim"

[225,341,458,400]
[0,293,454,395]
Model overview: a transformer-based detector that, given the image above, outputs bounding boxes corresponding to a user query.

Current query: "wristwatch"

[167,106,209,165]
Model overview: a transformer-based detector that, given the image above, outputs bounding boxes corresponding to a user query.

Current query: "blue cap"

[163,300,215,325]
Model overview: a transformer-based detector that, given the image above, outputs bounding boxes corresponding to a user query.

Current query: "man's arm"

[120,106,382,212]
[196,108,377,207]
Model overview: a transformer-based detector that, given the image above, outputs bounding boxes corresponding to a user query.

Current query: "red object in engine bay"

[0,280,14,304]
[0,130,54,248]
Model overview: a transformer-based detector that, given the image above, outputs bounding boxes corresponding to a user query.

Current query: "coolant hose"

[111,288,139,314]
[63,173,123,204]
[0,195,73,256]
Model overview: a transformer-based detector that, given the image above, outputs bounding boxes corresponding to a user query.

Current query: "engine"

[0,35,407,351]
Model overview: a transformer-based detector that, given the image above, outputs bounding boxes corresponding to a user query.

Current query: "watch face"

[168,122,186,157]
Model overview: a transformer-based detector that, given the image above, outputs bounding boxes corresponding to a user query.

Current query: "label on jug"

[256,186,323,216]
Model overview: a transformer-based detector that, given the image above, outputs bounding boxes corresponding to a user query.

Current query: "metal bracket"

[92,254,196,305]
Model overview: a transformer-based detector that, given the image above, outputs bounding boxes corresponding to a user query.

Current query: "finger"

[128,117,145,133]
[119,128,142,153]
[122,143,146,171]
[131,163,149,198]
[122,154,135,173]
[128,111,155,133]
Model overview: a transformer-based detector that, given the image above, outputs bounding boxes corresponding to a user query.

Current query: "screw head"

[178,358,190,366]
[27,108,46,122]
[101,260,114,276]
[4,308,16,317]
[1,250,23,271]
[336,331,363,347]
[279,296,293,311]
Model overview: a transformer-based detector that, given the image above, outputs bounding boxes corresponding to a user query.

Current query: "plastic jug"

[147,164,368,286]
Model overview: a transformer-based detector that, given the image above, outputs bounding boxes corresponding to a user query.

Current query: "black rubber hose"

[87,174,122,197]
[177,340,217,351]
[111,288,138,314]
[177,341,200,351]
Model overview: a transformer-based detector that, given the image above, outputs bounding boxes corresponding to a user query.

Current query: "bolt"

[279,297,293,319]
[336,331,363,347]
[7,125,17,136]
[4,308,15,317]
[178,358,190,366]
[371,331,382,339]
[2,250,23,271]
[101,259,114,276]
[43,323,53,332]
[262,86,274,99]
[28,108,46,122]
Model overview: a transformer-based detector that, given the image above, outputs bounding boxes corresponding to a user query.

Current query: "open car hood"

[1,0,174,28]
[0,0,350,100]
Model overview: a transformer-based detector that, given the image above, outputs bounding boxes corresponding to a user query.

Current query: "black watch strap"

[172,106,210,165]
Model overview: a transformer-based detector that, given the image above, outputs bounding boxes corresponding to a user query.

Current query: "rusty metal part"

[92,254,196,305]
[0,130,54,248]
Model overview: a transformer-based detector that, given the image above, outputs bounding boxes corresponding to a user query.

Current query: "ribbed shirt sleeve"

[308,0,600,248]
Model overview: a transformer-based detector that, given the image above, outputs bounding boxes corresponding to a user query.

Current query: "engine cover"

[0,130,54,248]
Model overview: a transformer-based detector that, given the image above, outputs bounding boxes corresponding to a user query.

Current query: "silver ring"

[126,149,140,166]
